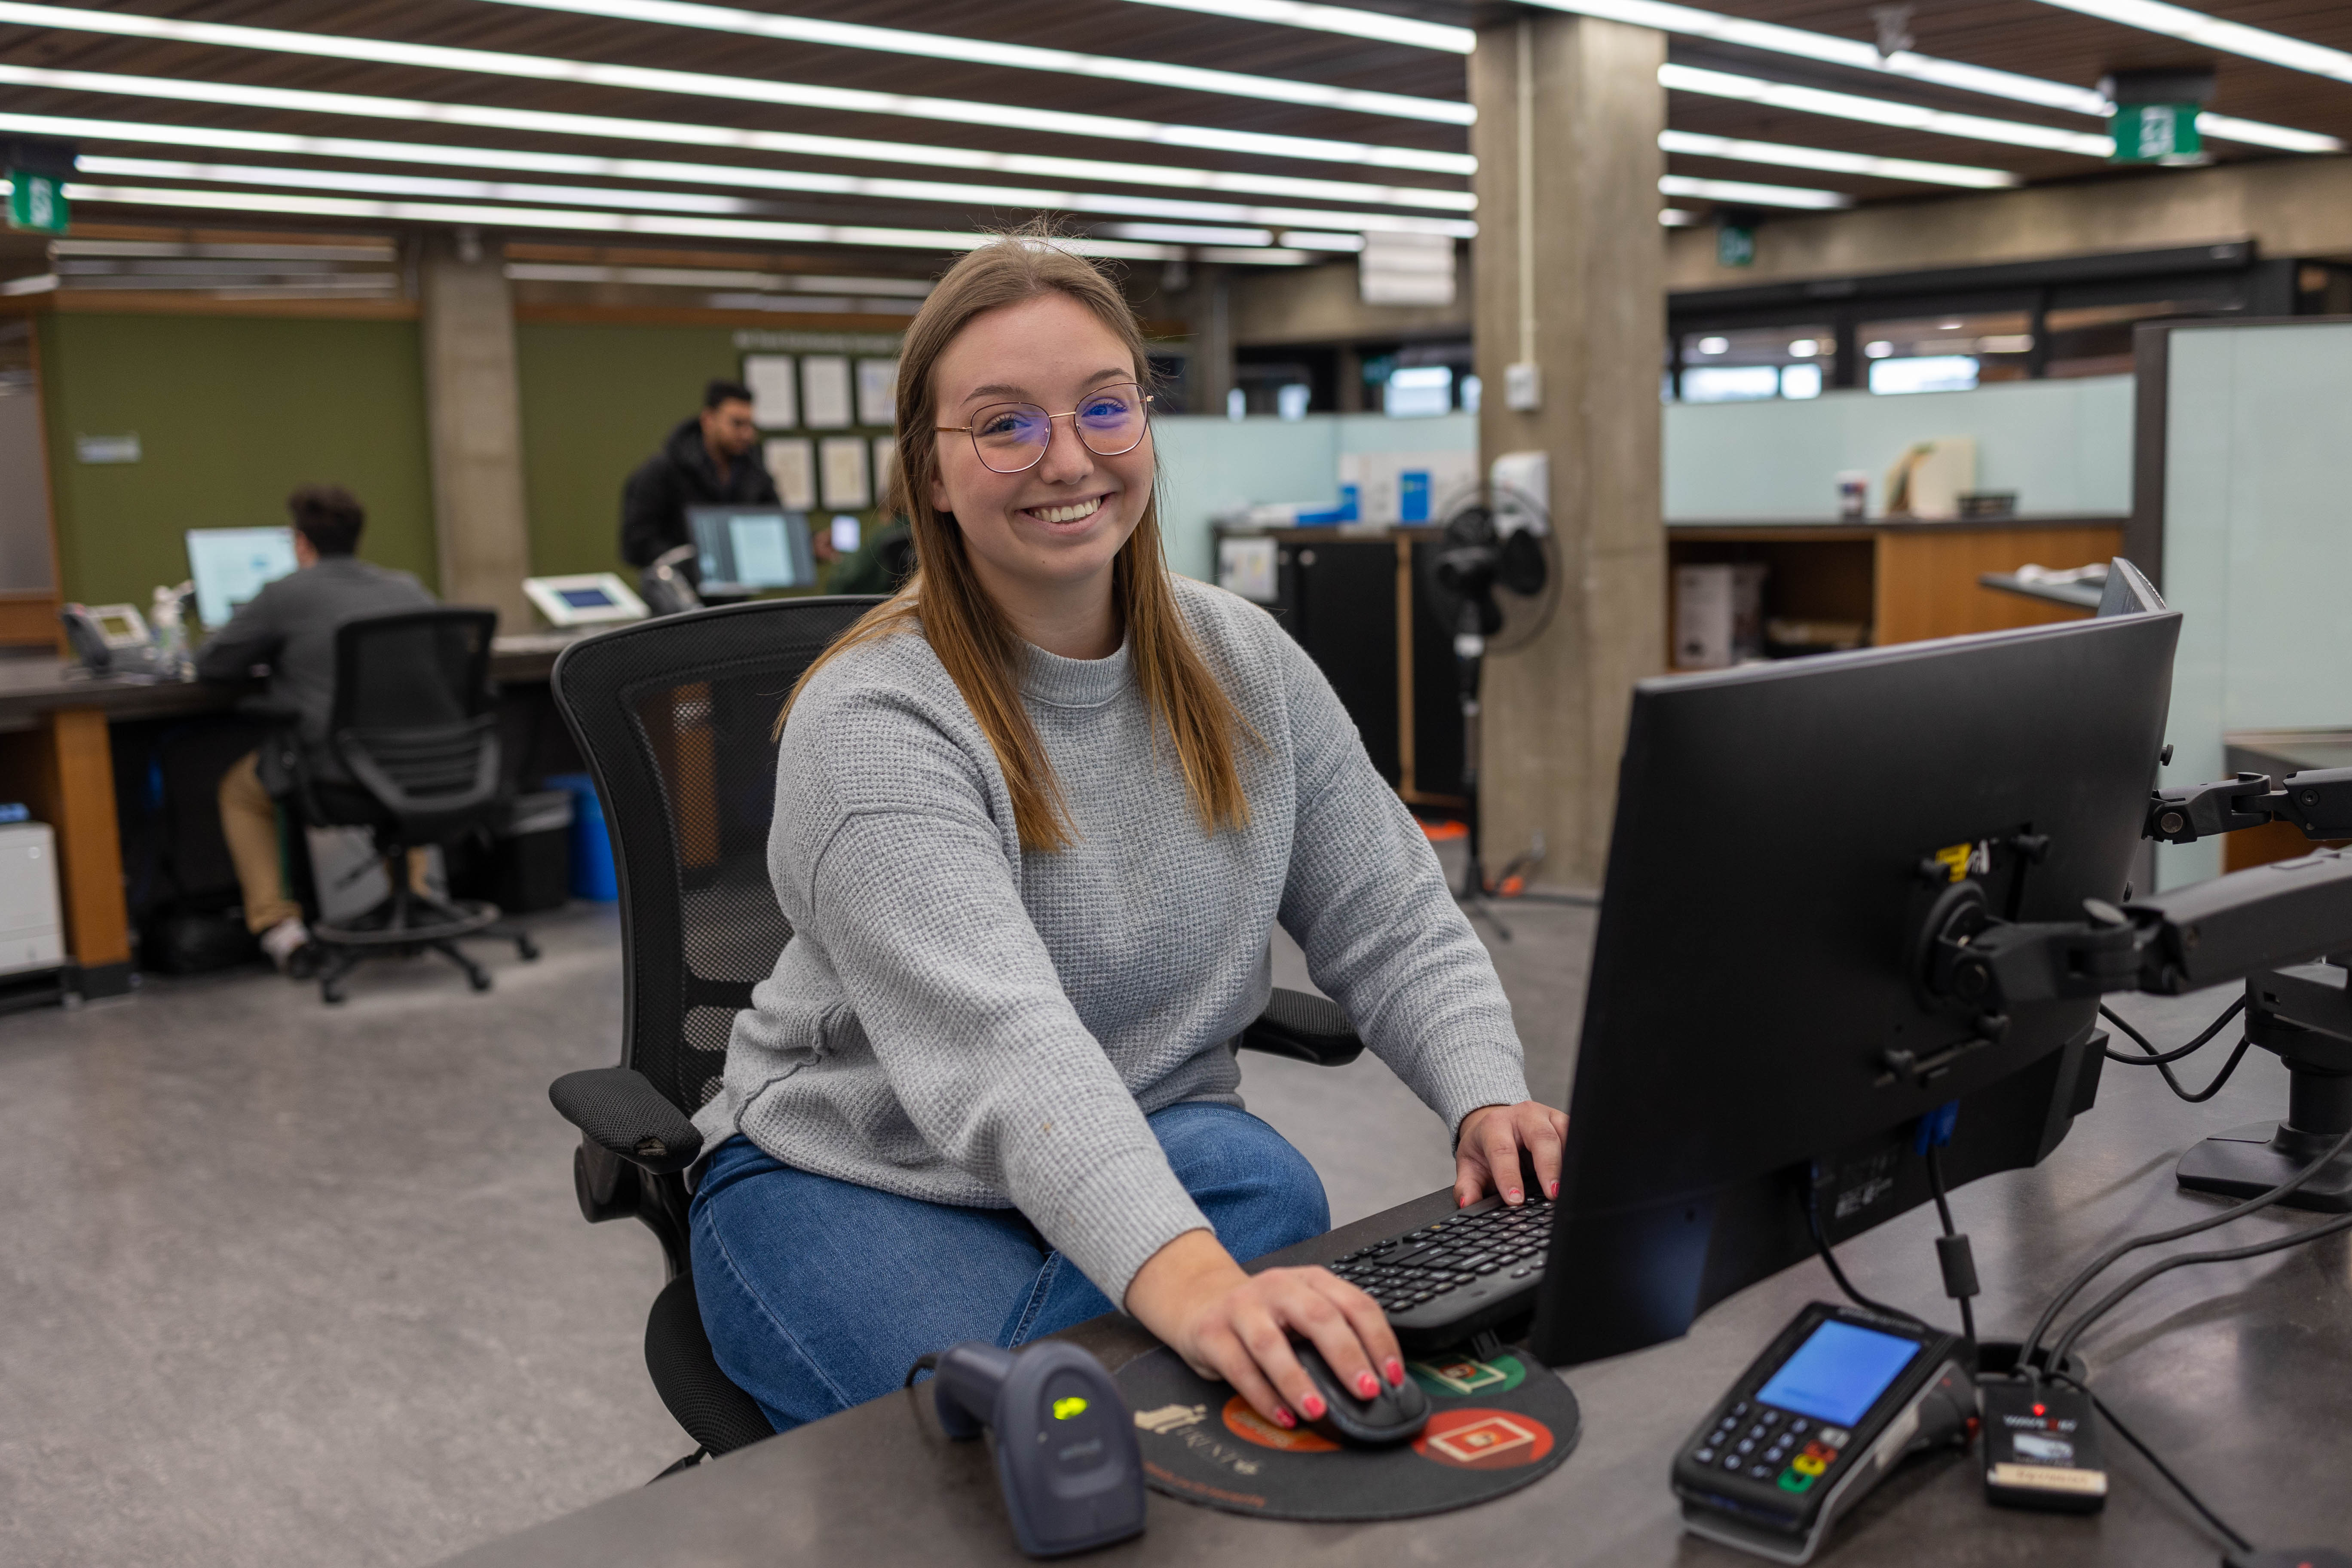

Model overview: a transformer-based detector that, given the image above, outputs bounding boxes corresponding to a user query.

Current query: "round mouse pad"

[1116,1344,1580,1521]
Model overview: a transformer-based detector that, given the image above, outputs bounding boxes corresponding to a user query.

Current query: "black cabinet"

[1218,529,1465,807]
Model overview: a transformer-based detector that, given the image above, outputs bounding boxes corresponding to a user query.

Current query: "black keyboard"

[1322,1193,1554,1351]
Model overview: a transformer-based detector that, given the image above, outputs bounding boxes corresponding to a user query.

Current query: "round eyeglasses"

[937,382,1152,475]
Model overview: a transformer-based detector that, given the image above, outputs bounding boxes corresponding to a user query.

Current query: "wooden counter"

[0,634,577,998]
[1666,516,2128,660]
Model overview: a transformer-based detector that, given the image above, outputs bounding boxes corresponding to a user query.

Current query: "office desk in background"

[441,1041,2350,1567]
[0,634,581,996]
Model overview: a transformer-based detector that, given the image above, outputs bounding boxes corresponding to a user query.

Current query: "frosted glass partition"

[1663,376,2134,521]
[2156,322,2352,888]
[1153,411,1476,582]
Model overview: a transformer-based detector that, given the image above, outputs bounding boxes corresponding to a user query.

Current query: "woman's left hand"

[1455,1100,1569,1208]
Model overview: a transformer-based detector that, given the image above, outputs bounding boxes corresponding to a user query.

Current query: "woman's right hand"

[1123,1229,1406,1429]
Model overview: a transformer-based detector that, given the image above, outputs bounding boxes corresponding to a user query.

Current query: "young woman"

[688,231,1568,1435]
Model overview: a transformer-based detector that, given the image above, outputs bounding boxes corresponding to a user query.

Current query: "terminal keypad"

[1689,1403,1846,1494]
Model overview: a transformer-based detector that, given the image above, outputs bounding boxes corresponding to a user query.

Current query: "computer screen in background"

[186,527,300,628]
[687,506,815,591]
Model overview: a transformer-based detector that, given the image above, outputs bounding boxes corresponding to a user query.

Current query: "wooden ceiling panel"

[1696,0,2352,147]
[1,0,2348,257]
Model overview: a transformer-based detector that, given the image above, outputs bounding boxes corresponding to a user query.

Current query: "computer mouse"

[1292,1341,1429,1445]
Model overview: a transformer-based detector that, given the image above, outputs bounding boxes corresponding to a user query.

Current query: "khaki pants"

[217,750,429,935]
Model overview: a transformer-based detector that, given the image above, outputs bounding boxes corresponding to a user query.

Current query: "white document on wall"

[801,355,854,429]
[744,355,797,429]
[764,437,817,509]
[820,436,871,508]
[856,358,898,427]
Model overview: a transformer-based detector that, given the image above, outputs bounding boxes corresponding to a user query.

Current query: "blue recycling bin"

[544,772,619,903]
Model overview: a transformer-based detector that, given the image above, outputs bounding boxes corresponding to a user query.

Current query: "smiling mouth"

[1024,495,1107,525]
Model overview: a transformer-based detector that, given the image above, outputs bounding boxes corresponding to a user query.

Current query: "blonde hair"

[782,230,1252,853]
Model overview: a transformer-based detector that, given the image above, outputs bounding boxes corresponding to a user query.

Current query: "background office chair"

[545,595,1365,1474]
[288,607,539,1004]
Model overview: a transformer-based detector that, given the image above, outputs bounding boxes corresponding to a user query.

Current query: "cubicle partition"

[2132,317,2352,889]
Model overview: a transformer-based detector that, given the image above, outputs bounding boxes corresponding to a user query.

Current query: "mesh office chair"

[545,595,1366,1473]
[291,608,539,1003]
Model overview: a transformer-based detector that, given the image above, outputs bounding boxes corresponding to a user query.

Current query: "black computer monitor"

[688,506,817,593]
[1528,604,2182,1365]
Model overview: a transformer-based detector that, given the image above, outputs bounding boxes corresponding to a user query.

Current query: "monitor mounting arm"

[2145,765,2352,845]
[1912,771,2352,1212]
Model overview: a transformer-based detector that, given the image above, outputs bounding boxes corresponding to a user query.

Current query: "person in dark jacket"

[619,378,778,569]
[196,484,436,974]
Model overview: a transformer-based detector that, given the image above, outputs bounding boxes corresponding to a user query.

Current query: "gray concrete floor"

[0,857,2239,1568]
[0,861,1594,1568]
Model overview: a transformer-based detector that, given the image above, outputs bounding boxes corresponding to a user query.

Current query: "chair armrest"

[550,1067,704,1173]
[1240,987,1363,1067]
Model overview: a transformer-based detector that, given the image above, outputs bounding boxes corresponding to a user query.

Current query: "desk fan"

[1418,484,1559,934]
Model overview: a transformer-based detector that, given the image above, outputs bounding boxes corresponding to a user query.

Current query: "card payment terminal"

[1673,1303,1973,1564]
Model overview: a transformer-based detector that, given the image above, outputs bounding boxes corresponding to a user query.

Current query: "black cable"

[2101,997,2245,1066]
[904,1351,941,1389]
[2102,1001,2256,1102]
[2018,1120,2352,1373]
[2047,1370,2253,1554]
[1923,1142,1978,1349]
[1804,1181,1926,1328]
[2047,1204,2352,1376]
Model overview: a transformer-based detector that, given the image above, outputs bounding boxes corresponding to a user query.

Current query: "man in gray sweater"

[196,484,435,973]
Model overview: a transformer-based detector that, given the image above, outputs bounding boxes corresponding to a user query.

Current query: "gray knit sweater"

[692,576,1530,1303]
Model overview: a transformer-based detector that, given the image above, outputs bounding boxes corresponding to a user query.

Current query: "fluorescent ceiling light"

[1280,230,1365,251]
[1660,208,1699,226]
[506,263,932,294]
[1660,174,1851,210]
[2194,113,2343,155]
[0,64,1473,214]
[1660,129,2017,188]
[77,156,1473,242]
[1121,0,2339,154]
[64,181,1314,262]
[1200,246,1311,264]
[0,3,1473,175]
[1662,63,2116,156]
[475,0,1473,124]
[1106,222,1275,245]
[2028,0,2352,88]
[9,111,1472,235]
[1115,0,1473,52]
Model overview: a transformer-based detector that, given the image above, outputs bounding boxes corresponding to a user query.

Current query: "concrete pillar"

[1190,263,1236,417]
[1469,14,1668,891]
[419,232,534,629]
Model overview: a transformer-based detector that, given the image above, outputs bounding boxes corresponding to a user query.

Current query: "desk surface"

[442,1029,2350,1567]
[0,634,581,731]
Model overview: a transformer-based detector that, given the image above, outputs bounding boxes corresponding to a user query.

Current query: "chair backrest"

[325,608,504,828]
[332,607,497,733]
[550,596,882,1117]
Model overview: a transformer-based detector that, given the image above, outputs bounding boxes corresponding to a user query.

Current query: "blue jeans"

[689,1101,1330,1433]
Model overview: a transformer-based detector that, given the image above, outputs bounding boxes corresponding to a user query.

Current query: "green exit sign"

[2110,103,2205,165]
[6,170,67,234]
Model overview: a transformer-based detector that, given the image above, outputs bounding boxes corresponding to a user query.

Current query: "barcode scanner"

[930,1341,1148,1558]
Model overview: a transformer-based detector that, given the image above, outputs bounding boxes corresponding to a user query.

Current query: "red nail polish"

[1507,1188,1522,1204]
[1385,1359,1406,1386]
[1547,1180,1559,1199]
[1356,1372,1379,1398]
[1274,1407,1295,1428]
[1302,1394,1326,1420]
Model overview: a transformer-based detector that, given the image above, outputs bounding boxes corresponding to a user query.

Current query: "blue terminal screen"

[1754,1321,1920,1427]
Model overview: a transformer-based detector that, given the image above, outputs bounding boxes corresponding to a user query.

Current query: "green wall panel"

[516,320,744,577]
[37,311,438,609]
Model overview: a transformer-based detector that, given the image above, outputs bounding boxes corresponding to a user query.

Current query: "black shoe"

[286,942,321,982]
